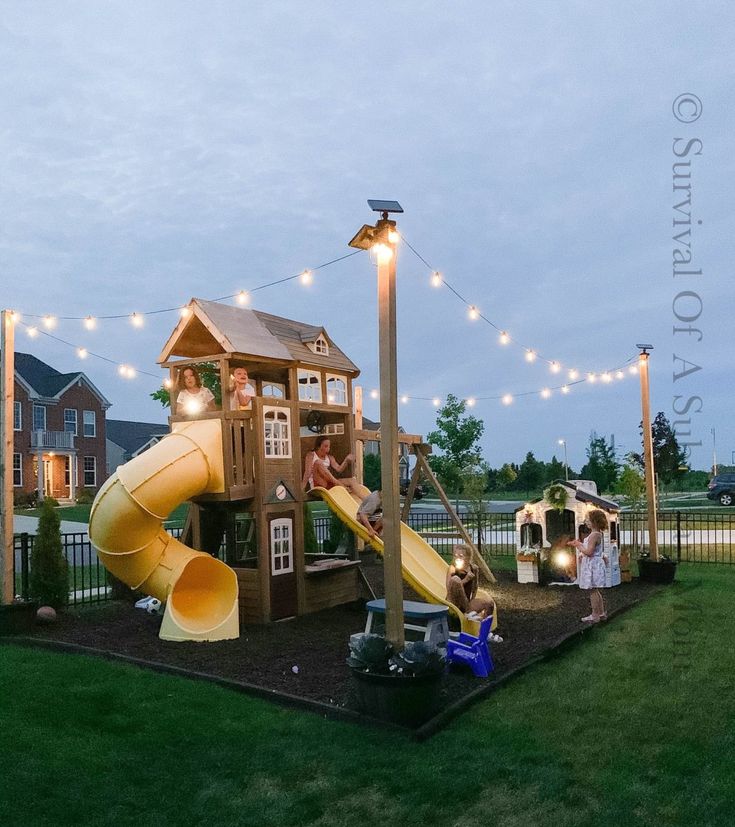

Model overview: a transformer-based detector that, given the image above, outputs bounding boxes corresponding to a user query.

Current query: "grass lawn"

[1,564,734,826]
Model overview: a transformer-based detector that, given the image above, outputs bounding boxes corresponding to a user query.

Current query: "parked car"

[400,481,425,500]
[707,473,735,506]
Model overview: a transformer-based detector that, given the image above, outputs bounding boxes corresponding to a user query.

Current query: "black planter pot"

[0,601,38,635]
[638,558,677,584]
[350,668,443,727]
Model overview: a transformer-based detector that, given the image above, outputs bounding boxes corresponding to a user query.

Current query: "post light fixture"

[558,438,569,480]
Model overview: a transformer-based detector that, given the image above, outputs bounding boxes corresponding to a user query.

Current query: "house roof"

[362,417,406,433]
[158,299,359,375]
[106,419,169,454]
[515,479,620,512]
[12,352,112,408]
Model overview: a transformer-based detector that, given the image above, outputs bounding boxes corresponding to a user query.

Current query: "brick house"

[11,352,112,501]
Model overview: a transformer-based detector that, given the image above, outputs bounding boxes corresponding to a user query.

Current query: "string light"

[525,349,537,363]
[431,271,443,287]
[27,326,38,338]
[502,394,513,405]
[629,364,638,374]
[561,385,570,394]
[9,311,20,323]
[541,388,551,399]
[77,347,88,359]
[179,306,191,318]
[163,378,172,389]
[43,315,56,329]
[499,331,510,345]
[400,395,409,404]
[130,312,144,328]
[550,361,561,373]
[466,397,476,407]
[432,397,442,407]
[601,372,613,383]
[468,305,479,320]
[369,389,379,400]
[587,372,597,383]
[615,370,625,380]
[568,369,579,380]
[84,316,96,330]
[236,290,250,306]
[299,269,313,285]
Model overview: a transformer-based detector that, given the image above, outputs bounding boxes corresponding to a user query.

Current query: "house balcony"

[31,430,76,450]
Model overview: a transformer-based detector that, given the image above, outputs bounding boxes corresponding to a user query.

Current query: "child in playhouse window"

[446,544,502,642]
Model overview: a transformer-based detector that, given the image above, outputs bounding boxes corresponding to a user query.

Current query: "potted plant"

[0,597,39,635]
[347,634,445,727]
[637,552,677,584]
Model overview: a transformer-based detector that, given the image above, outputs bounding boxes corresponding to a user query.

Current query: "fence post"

[676,511,681,563]
[20,532,30,599]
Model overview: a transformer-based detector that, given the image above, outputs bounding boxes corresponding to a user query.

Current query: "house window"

[32,404,46,432]
[13,454,22,487]
[262,382,285,399]
[270,518,293,574]
[13,402,21,431]
[264,407,291,458]
[297,370,322,402]
[312,335,329,355]
[326,375,347,405]
[83,456,96,487]
[83,410,96,437]
[64,409,78,435]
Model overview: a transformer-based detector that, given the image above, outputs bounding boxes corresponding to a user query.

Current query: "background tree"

[459,463,489,547]
[362,453,381,492]
[579,432,619,493]
[426,394,485,496]
[29,500,68,609]
[631,411,687,488]
[496,463,517,491]
[615,464,646,509]
[542,455,566,485]
[516,451,544,497]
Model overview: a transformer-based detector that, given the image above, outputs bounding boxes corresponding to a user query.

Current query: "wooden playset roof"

[158,298,360,375]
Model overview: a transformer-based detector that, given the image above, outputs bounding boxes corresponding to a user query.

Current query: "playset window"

[308,334,329,356]
[13,401,21,431]
[325,375,347,405]
[64,408,78,435]
[323,423,345,435]
[297,370,322,402]
[270,518,293,574]
[264,407,291,457]
[262,382,285,399]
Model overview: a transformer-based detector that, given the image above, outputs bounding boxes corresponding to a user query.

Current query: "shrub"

[76,489,94,505]
[13,490,38,508]
[29,500,68,609]
[42,496,59,508]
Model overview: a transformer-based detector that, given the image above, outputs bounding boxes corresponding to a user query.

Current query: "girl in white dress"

[176,365,216,415]
[568,509,609,623]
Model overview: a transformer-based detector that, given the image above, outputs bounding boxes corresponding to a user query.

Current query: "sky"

[1,1,732,471]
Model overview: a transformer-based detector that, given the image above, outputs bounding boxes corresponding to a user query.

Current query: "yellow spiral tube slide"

[89,419,239,642]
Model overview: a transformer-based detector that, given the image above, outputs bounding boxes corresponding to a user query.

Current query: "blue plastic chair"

[446,615,495,677]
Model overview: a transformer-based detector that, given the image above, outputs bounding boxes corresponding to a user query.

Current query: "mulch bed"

[18,555,662,728]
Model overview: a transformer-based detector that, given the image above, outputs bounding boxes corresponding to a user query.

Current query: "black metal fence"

[620,510,735,564]
[13,531,111,607]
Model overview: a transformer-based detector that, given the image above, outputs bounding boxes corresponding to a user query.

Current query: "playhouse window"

[270,518,293,574]
[309,335,329,356]
[262,382,285,399]
[520,522,543,548]
[610,520,618,542]
[545,509,575,544]
[264,407,291,458]
[326,375,347,405]
[298,370,322,403]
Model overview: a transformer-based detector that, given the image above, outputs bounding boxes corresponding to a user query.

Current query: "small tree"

[580,432,619,493]
[516,451,544,497]
[30,500,68,609]
[460,464,488,549]
[427,394,485,496]
[631,411,687,489]
[616,464,646,555]
[496,462,517,491]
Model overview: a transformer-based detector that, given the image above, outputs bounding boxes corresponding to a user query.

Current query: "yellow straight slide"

[89,419,239,642]
[311,486,497,634]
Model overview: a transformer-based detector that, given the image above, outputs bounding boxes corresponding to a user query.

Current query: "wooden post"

[1,310,15,604]
[400,451,423,523]
[354,385,364,486]
[377,233,404,649]
[638,349,659,561]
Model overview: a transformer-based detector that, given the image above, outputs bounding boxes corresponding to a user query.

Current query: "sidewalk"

[13,515,89,537]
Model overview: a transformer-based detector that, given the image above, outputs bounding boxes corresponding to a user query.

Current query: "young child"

[445,545,502,642]
[568,509,610,622]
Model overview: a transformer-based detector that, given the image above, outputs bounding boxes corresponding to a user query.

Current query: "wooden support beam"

[1,311,14,604]
[354,429,424,445]
[414,451,496,584]
[400,456,424,523]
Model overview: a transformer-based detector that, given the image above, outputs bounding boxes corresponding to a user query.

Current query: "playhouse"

[514,479,621,586]
[156,298,364,624]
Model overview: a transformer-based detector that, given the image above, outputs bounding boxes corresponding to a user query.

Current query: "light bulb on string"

[499,331,510,345]
[587,372,597,383]
[236,290,250,306]
[615,370,625,380]
[430,271,443,288]
[502,394,513,406]
[466,397,476,407]
[601,372,612,383]
[432,397,442,407]
[84,316,96,330]
[550,361,561,373]
[468,305,479,320]
[369,389,379,400]
[77,347,87,359]
[163,378,172,389]
[43,315,56,329]
[561,385,570,394]
[525,349,536,363]
[400,395,409,404]
[568,368,579,380]
[541,388,551,399]
[629,364,638,374]
[300,269,313,286]
[130,313,144,328]
[180,306,191,318]
[9,311,20,323]
[27,326,38,338]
